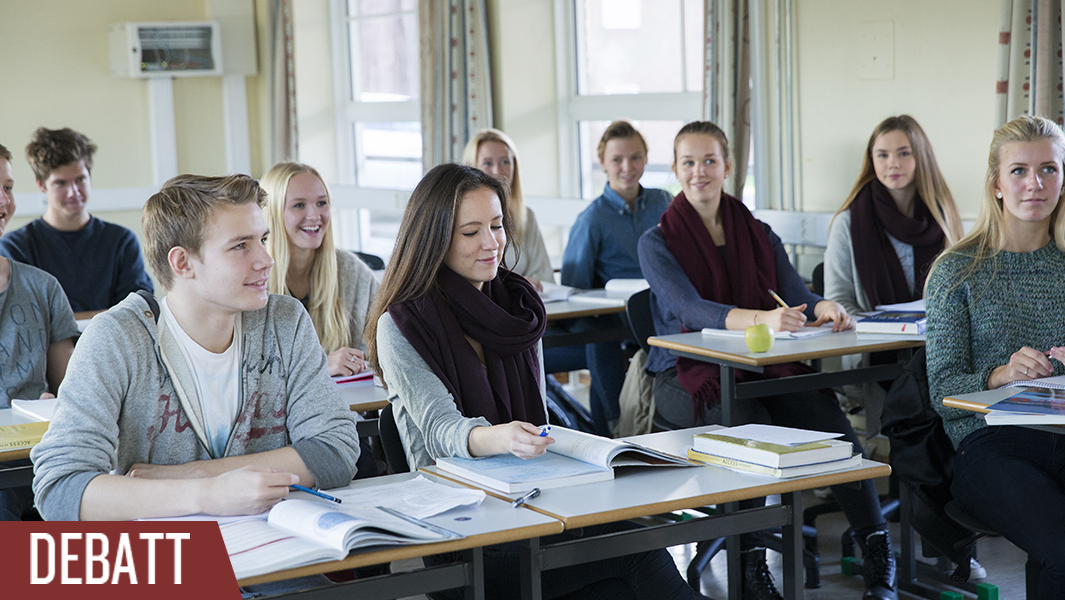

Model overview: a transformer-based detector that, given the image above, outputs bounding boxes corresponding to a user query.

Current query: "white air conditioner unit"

[109,22,223,78]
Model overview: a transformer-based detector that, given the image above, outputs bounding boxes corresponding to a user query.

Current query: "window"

[557,0,704,199]
[336,0,421,190]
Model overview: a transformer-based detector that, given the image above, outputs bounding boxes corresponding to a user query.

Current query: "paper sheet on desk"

[700,325,832,340]
[874,299,925,312]
[139,476,485,523]
[712,424,843,446]
[330,475,485,519]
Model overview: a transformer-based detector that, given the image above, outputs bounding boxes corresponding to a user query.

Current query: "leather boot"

[740,547,783,600]
[856,529,898,600]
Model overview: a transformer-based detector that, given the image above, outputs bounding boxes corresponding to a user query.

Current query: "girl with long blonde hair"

[926,115,1065,599]
[261,162,379,377]
[462,128,553,290]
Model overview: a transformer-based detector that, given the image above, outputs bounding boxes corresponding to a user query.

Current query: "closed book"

[854,311,927,335]
[984,387,1065,424]
[687,448,862,478]
[692,433,853,469]
[0,421,49,450]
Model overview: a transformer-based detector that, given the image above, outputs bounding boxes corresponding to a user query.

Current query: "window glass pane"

[579,0,684,95]
[347,0,415,17]
[354,122,422,189]
[683,0,704,93]
[349,14,418,102]
[578,120,684,199]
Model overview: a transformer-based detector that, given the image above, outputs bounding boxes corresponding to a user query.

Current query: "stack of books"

[854,311,927,335]
[688,425,859,478]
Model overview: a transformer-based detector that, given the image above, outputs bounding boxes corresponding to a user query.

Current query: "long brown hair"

[833,115,963,245]
[366,164,510,375]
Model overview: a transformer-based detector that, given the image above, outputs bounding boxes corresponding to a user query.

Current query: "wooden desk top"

[649,330,924,368]
[237,472,562,586]
[337,380,390,412]
[544,290,626,321]
[0,408,41,462]
[941,389,1014,414]
[426,426,890,530]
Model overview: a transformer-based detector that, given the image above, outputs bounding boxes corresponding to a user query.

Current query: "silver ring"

[1026,367,1030,377]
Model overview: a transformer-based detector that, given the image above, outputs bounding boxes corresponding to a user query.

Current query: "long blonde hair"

[462,128,526,239]
[833,115,963,245]
[261,162,351,353]
[929,115,1065,293]
[366,164,510,376]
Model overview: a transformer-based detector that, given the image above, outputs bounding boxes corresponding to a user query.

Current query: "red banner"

[0,521,240,599]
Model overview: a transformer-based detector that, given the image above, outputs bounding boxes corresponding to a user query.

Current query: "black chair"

[354,251,385,270]
[812,262,825,296]
[945,501,1041,600]
[624,288,824,587]
[625,288,655,354]
[378,403,410,474]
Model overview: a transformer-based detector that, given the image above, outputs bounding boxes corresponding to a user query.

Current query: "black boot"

[856,529,898,600]
[740,547,783,600]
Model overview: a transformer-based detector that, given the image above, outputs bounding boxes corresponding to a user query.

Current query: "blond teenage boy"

[32,174,360,520]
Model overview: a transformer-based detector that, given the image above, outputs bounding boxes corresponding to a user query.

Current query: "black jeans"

[654,367,886,537]
[952,426,1065,599]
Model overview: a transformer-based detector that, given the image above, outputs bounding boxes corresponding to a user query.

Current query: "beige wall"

[796,0,1000,218]
[1,0,270,284]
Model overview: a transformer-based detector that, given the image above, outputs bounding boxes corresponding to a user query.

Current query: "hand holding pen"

[760,289,807,332]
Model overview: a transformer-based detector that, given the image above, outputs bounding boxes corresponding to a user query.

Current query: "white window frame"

[553,0,704,199]
[327,0,420,254]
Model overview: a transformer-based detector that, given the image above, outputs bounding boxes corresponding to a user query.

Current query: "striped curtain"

[419,0,493,171]
[996,0,1064,126]
[270,0,298,163]
[704,0,751,199]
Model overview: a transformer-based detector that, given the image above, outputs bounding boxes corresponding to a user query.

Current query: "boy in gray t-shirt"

[0,142,78,520]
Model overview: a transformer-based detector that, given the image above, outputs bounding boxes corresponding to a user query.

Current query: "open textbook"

[146,475,483,579]
[223,499,460,578]
[435,426,691,494]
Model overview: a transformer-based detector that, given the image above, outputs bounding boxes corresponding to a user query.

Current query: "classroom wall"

[0,0,270,284]
[795,0,1000,218]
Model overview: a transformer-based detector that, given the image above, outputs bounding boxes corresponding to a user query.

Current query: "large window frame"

[328,0,421,258]
[553,0,704,199]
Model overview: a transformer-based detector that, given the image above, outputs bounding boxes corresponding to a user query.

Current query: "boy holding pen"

[31,174,361,520]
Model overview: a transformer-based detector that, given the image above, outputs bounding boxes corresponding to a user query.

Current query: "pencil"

[768,289,788,309]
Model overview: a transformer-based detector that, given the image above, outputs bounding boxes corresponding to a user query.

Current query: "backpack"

[880,347,978,570]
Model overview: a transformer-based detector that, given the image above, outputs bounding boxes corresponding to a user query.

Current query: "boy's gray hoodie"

[31,292,361,521]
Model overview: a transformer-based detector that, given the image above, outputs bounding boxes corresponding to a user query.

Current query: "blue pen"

[290,484,342,504]
[539,425,552,437]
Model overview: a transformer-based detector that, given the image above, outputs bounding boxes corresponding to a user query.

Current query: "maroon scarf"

[388,266,547,425]
[849,179,945,307]
[660,192,814,414]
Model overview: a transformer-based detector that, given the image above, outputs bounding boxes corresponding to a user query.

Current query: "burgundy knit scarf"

[849,179,945,307]
[660,192,813,414]
[388,266,547,425]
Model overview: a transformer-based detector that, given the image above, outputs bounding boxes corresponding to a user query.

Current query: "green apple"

[744,324,775,353]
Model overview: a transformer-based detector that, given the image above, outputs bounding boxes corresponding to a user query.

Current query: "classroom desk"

[427,426,890,600]
[543,290,631,349]
[649,331,924,426]
[241,471,563,600]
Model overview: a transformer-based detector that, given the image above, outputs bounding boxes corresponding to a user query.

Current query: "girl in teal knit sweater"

[925,115,1065,599]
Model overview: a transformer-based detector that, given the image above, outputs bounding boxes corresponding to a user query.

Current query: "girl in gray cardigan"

[366,163,708,600]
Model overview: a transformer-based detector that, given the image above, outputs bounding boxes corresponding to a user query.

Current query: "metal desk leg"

[725,501,742,600]
[721,365,736,427]
[781,492,803,600]
[463,547,485,600]
[519,537,542,600]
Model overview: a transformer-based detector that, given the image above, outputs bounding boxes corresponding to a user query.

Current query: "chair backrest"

[812,262,825,296]
[626,288,655,354]
[378,403,410,474]
[354,251,386,270]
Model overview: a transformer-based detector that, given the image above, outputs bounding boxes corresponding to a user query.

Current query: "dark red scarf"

[849,179,945,307]
[659,192,814,414]
[388,266,547,425]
